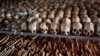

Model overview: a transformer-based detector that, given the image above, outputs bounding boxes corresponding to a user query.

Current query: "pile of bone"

[0,35,99,56]
[0,0,100,36]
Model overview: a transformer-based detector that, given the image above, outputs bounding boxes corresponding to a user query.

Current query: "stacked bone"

[0,35,99,56]
[0,0,100,36]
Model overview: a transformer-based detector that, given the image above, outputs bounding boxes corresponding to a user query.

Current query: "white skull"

[45,19,51,24]
[34,12,40,18]
[40,22,48,34]
[27,17,34,23]
[41,11,47,19]
[6,13,12,19]
[28,21,39,33]
[50,17,60,34]
[83,22,94,36]
[37,17,42,23]
[60,3,67,9]
[14,15,19,20]
[50,23,59,34]
[90,15,98,24]
[97,23,100,36]
[72,10,79,15]
[80,9,87,15]
[65,7,72,18]
[57,10,64,19]
[48,10,55,19]
[21,22,27,31]
[72,15,80,22]
[61,17,71,35]
[0,13,5,18]
[72,22,82,35]
[81,15,91,23]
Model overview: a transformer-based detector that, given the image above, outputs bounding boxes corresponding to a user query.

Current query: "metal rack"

[0,30,99,40]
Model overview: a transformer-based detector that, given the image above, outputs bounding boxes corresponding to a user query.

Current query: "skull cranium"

[28,21,39,33]
[61,17,71,35]
[72,22,82,35]
[40,22,48,34]
[72,15,80,22]
[83,22,94,36]
[81,15,91,23]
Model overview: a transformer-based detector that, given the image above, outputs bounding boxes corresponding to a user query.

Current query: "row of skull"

[0,0,100,36]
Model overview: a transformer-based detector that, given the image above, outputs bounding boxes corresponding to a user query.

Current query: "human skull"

[81,15,91,23]
[80,9,87,15]
[41,11,47,19]
[97,23,100,36]
[56,10,64,19]
[6,13,12,19]
[48,10,55,19]
[65,7,72,18]
[89,15,98,24]
[28,21,39,33]
[40,22,48,34]
[72,15,80,22]
[61,17,71,35]
[72,22,82,35]
[50,23,60,34]
[20,22,27,31]
[14,14,19,20]
[0,12,5,18]
[83,22,94,36]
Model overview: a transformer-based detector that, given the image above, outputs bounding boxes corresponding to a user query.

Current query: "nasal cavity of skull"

[76,31,79,35]
[33,30,36,33]
[84,30,88,33]
[87,32,90,35]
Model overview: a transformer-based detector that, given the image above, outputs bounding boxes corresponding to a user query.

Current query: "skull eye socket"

[41,29,43,31]
[62,31,65,34]
[90,30,93,34]
[51,29,53,31]
[56,29,58,31]
[67,32,70,34]
[79,29,82,32]
[73,29,76,32]
[85,30,87,33]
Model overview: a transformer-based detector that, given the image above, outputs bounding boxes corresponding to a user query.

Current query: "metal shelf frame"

[0,30,99,40]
